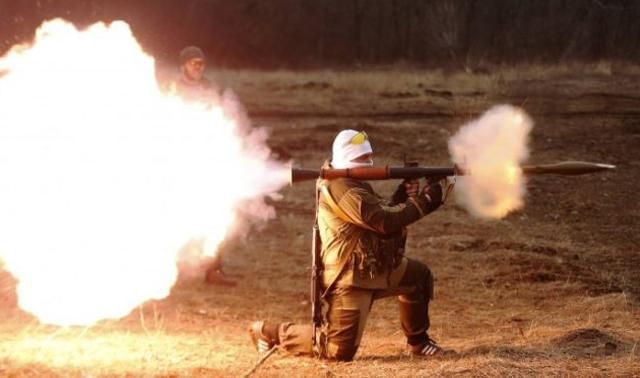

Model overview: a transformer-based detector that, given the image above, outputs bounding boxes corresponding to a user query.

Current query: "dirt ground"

[0,67,638,377]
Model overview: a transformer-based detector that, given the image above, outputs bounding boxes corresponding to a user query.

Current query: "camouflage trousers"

[277,257,434,361]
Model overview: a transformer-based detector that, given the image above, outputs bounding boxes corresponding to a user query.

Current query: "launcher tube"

[290,161,614,184]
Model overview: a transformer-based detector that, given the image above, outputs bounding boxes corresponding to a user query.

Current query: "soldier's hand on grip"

[419,179,443,214]
[403,178,419,198]
[392,178,419,204]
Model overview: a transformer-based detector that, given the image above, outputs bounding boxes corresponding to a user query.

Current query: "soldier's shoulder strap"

[317,180,374,298]
[318,181,377,232]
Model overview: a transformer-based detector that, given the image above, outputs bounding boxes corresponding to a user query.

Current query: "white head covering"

[331,129,373,169]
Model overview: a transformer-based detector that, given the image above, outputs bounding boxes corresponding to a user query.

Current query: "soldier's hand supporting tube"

[390,178,419,205]
[417,179,443,214]
[403,179,420,198]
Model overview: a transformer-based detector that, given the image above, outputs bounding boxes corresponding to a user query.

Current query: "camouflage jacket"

[319,177,430,290]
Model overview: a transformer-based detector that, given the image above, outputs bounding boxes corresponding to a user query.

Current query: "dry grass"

[204,61,640,117]
[1,67,639,376]
[211,60,640,90]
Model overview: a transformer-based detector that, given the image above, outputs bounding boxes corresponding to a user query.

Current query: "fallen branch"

[242,346,279,378]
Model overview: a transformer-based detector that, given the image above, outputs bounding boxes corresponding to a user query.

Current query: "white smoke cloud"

[448,105,533,219]
[0,19,289,325]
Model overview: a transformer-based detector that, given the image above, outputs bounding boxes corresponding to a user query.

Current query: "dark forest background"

[1,0,640,69]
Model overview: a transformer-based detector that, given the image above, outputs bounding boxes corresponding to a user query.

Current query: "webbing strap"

[316,182,367,298]
[318,183,377,232]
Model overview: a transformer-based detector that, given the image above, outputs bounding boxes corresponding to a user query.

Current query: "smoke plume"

[448,105,533,219]
[0,19,289,325]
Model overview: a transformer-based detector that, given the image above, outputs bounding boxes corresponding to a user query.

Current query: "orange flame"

[0,20,288,326]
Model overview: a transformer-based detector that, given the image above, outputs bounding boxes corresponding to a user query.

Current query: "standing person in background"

[171,46,235,286]
[169,45,221,104]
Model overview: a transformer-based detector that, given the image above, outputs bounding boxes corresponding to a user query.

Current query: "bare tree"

[424,0,468,65]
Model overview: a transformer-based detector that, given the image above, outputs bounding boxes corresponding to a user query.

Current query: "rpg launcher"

[290,161,615,184]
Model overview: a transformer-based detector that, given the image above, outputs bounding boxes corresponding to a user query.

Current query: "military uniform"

[166,75,220,104]
[276,175,438,361]
[167,49,227,284]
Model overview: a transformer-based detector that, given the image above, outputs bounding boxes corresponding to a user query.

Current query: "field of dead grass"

[208,61,640,117]
[1,66,639,377]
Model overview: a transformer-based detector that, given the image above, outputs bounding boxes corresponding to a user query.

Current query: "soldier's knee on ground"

[327,342,358,361]
[326,310,361,361]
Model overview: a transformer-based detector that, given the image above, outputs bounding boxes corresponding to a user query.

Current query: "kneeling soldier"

[249,129,452,360]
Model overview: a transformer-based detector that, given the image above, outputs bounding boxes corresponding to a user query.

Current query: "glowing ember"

[448,105,532,219]
[0,19,288,326]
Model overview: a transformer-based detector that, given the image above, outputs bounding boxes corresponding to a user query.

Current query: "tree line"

[1,0,639,69]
